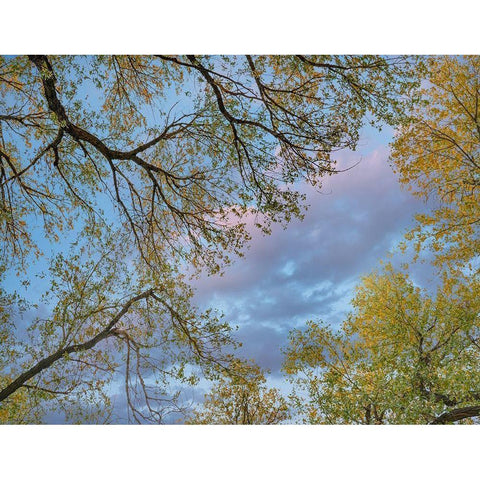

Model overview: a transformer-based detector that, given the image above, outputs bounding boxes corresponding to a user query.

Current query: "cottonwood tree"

[284,267,480,424]
[391,55,480,271]
[187,359,289,424]
[0,232,236,423]
[0,55,418,422]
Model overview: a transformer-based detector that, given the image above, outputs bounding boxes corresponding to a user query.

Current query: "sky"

[26,119,431,423]
[32,120,435,423]
[189,123,433,388]
[1,55,442,424]
[18,120,436,423]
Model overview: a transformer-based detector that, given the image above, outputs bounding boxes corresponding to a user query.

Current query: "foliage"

[284,267,480,424]
[0,55,419,272]
[0,232,235,423]
[0,55,419,422]
[391,56,480,271]
[187,359,289,425]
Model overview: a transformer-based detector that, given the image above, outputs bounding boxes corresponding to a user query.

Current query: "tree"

[283,267,480,424]
[186,359,289,425]
[391,56,480,271]
[0,55,418,271]
[0,233,236,423]
[0,275,34,423]
[0,55,418,422]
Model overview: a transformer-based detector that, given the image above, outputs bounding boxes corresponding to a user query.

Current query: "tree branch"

[0,289,154,403]
[430,405,480,424]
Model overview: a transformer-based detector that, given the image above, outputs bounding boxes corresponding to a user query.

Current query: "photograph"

[0,3,478,477]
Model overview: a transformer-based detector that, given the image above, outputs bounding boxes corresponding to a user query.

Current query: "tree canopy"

[391,56,480,271]
[187,359,289,425]
[0,55,419,423]
[1,55,417,272]
[284,267,480,424]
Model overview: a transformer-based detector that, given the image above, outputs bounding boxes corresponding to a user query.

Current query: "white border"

[3,0,479,54]
[1,425,477,479]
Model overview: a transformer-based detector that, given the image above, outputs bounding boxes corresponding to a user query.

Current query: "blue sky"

[24,117,433,423]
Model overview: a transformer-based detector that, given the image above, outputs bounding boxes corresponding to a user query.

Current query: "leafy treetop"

[284,266,480,425]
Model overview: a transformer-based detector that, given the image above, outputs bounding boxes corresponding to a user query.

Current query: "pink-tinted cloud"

[190,129,432,376]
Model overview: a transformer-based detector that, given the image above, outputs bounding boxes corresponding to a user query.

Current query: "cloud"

[191,137,431,376]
